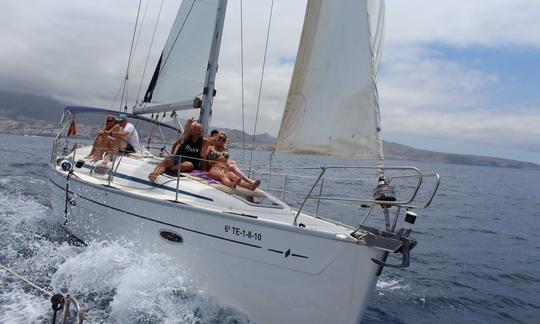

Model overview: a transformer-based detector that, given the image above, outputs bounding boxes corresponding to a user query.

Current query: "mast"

[199,0,228,135]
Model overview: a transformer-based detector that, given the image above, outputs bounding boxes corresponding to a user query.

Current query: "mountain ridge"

[1,90,538,170]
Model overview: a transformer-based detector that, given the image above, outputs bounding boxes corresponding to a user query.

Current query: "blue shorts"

[168,155,199,168]
[168,155,181,165]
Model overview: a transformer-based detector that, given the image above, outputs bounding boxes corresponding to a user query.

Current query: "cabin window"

[233,194,284,208]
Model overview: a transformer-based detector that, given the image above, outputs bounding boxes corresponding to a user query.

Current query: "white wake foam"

[0,191,250,323]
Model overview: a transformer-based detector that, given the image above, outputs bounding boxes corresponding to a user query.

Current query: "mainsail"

[139,0,220,112]
[275,0,385,160]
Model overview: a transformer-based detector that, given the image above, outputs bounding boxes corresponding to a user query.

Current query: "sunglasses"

[217,136,226,141]
[106,119,115,122]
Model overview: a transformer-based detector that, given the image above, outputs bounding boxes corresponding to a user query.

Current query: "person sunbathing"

[86,115,121,162]
[203,132,260,190]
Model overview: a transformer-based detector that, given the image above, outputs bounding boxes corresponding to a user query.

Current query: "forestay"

[139,0,219,112]
[275,0,385,160]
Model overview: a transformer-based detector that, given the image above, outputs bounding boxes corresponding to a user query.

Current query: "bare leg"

[209,168,239,189]
[170,161,194,173]
[148,159,174,182]
[87,135,108,161]
[228,162,260,189]
[228,162,252,183]
[102,137,127,164]
[86,138,99,159]
[226,171,260,190]
[237,179,261,191]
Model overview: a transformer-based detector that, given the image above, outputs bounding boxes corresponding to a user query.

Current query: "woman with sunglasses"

[203,132,260,190]
[86,115,120,162]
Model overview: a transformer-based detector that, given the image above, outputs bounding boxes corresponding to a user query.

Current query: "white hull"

[48,164,383,323]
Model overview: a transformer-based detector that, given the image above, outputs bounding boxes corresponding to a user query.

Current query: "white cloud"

[379,46,540,154]
[1,0,540,162]
[384,106,540,152]
[386,0,540,49]
[380,45,499,110]
[377,1,540,158]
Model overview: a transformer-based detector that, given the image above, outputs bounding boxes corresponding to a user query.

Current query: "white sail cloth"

[142,0,219,106]
[275,0,385,160]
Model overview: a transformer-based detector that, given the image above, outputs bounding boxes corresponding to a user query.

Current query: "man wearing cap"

[112,114,140,154]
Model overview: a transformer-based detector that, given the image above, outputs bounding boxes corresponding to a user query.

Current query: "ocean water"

[1,133,539,323]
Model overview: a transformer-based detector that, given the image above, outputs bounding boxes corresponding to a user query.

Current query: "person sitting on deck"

[202,132,260,190]
[148,117,206,182]
[113,114,140,153]
[86,115,121,162]
[97,114,140,164]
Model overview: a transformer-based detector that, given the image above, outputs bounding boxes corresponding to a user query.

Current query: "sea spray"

[51,240,251,323]
[0,189,250,323]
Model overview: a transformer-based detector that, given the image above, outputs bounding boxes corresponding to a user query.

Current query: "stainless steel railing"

[289,166,440,225]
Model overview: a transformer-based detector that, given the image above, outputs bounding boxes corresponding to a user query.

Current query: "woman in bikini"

[86,115,121,162]
[203,132,260,190]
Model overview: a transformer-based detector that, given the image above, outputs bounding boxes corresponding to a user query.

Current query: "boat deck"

[60,146,356,238]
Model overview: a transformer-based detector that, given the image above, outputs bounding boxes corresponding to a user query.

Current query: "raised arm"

[182,117,195,142]
[201,136,216,157]
[199,137,212,171]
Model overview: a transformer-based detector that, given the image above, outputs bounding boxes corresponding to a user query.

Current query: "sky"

[1,0,539,164]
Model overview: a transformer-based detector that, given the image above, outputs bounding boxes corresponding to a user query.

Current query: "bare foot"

[250,179,261,191]
[148,172,158,183]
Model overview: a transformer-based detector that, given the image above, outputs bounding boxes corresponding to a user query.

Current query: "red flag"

[67,119,77,137]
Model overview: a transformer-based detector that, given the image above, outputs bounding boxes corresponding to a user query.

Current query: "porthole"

[159,230,183,244]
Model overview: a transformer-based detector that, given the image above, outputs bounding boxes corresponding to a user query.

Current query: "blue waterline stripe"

[82,164,213,202]
[49,177,261,249]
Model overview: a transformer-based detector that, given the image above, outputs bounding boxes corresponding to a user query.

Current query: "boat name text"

[225,225,262,241]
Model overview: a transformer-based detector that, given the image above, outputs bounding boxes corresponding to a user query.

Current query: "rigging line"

[132,0,151,62]
[136,0,165,105]
[120,80,128,111]
[121,0,144,112]
[248,0,274,174]
[110,79,126,109]
[240,0,246,166]
[130,0,152,107]
[0,261,53,297]
[0,261,94,324]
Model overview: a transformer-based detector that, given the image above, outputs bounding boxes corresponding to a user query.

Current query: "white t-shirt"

[122,122,140,151]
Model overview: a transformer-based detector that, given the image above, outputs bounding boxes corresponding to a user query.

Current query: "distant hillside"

[0,90,65,122]
[383,141,540,170]
[0,90,538,170]
[213,127,276,145]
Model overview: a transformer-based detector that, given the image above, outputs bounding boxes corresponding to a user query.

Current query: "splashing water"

[376,276,410,292]
[0,187,250,323]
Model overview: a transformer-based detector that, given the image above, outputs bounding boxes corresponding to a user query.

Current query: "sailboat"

[48,0,440,323]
